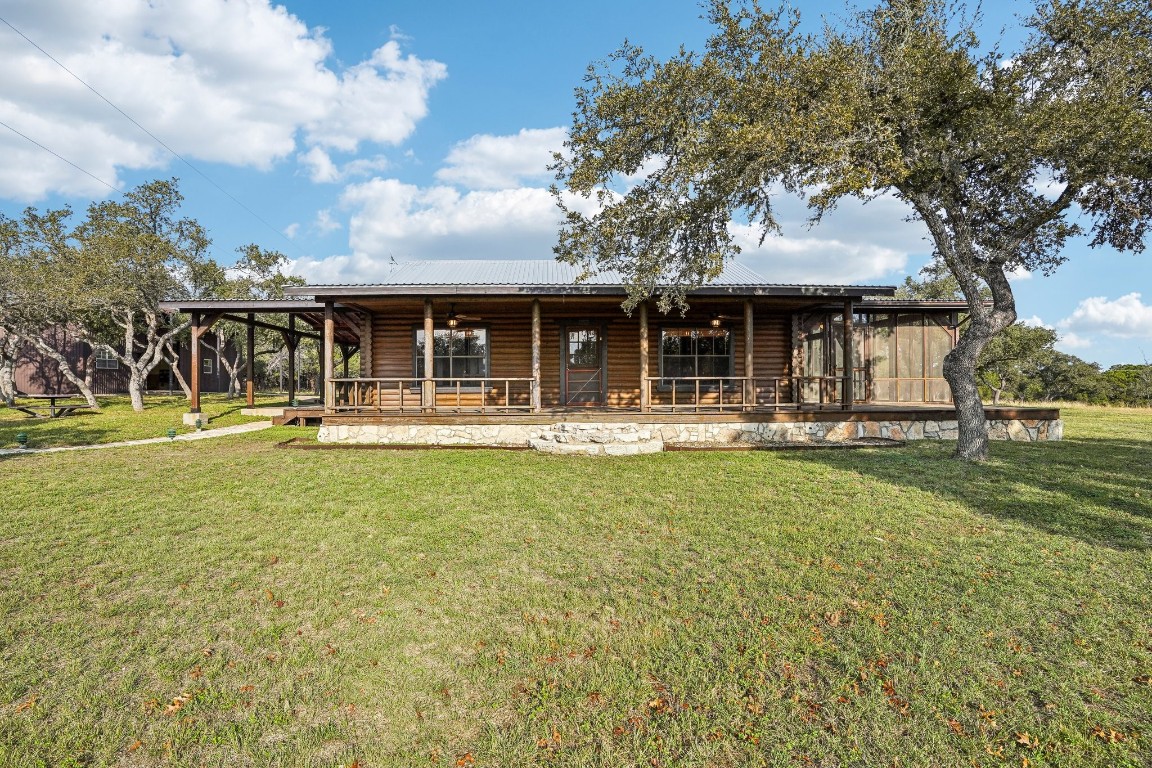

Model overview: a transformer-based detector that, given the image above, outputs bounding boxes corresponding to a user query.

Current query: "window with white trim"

[94,347,119,370]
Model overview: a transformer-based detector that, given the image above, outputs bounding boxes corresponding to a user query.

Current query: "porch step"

[529,422,664,455]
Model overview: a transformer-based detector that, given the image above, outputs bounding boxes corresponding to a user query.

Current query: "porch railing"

[643,375,853,412]
[327,377,538,414]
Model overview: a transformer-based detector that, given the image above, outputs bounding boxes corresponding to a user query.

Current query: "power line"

[0,14,303,255]
[0,119,123,195]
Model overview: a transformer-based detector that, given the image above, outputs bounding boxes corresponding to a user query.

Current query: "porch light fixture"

[709,315,723,328]
[445,304,459,329]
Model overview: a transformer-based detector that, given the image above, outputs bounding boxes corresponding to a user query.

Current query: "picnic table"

[12,393,94,418]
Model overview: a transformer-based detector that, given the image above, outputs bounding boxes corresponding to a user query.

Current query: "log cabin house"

[159,260,1061,451]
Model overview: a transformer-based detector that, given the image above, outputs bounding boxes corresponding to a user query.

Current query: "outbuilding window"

[94,347,119,370]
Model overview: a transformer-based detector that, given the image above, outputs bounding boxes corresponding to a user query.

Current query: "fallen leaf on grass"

[455,753,476,766]
[14,696,36,713]
[1133,675,1152,686]
[1091,726,1127,743]
[127,740,143,753]
[163,693,193,716]
[1015,732,1039,748]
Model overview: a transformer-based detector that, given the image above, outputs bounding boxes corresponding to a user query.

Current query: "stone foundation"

[317,417,1062,451]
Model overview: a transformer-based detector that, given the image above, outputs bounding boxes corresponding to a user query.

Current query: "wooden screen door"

[564,326,604,406]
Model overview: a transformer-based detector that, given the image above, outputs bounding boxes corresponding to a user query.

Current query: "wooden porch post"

[245,313,255,407]
[743,299,754,410]
[286,314,297,406]
[639,302,649,413]
[360,315,373,376]
[843,300,854,410]
[323,302,335,411]
[190,312,202,414]
[531,299,541,412]
[423,299,434,411]
[340,345,351,377]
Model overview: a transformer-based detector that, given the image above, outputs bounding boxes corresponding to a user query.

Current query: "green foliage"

[976,323,1059,403]
[554,0,1152,458]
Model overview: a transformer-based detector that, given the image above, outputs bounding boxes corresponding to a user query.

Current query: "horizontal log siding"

[754,310,793,403]
[364,299,797,409]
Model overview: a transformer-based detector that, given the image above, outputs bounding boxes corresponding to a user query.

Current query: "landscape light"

[167,428,177,440]
[16,432,28,449]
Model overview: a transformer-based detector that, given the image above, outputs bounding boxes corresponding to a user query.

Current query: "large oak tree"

[553,0,1152,460]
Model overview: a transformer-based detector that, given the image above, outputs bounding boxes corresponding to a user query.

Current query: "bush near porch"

[0,406,1149,767]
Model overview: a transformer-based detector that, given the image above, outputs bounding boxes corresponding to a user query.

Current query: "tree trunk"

[0,357,14,406]
[944,268,1017,461]
[127,369,146,411]
[0,331,19,406]
[163,340,192,399]
[26,336,99,408]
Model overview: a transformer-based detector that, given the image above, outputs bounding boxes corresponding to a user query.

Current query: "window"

[203,358,214,374]
[414,328,488,383]
[94,347,119,370]
[660,328,732,380]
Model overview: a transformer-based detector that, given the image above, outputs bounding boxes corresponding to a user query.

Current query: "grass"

[0,407,1149,766]
[0,394,287,449]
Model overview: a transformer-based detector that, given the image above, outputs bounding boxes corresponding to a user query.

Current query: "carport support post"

[286,315,297,406]
[423,299,434,411]
[245,313,255,407]
[323,302,335,411]
[531,299,541,412]
[189,312,202,415]
[843,300,854,410]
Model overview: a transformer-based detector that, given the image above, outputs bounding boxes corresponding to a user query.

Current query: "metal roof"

[284,260,897,299]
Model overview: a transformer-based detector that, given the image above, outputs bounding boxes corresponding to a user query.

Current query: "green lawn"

[0,407,1149,766]
[0,394,289,449]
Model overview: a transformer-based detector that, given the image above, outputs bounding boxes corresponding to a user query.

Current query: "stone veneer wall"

[317,417,1062,452]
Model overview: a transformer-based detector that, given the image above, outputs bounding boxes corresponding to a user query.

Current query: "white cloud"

[1007,265,1032,281]
[299,148,340,184]
[1057,332,1093,350]
[314,209,343,234]
[0,0,445,199]
[732,225,908,284]
[1058,293,1152,339]
[1018,315,1050,328]
[293,129,934,285]
[283,222,300,239]
[435,128,566,190]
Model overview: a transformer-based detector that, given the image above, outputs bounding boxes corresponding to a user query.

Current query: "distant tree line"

[0,179,306,411]
[898,269,1151,407]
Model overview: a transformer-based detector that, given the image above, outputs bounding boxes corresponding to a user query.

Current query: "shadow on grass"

[0,411,122,450]
[778,434,1152,550]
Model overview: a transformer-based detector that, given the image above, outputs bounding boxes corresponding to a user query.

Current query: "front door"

[564,326,604,406]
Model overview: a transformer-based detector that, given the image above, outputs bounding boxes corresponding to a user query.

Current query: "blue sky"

[1,0,1148,367]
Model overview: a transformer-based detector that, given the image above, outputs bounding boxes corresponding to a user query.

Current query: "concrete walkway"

[0,420,275,456]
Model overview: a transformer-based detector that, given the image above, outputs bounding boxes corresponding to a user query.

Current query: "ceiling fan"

[445,303,482,328]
